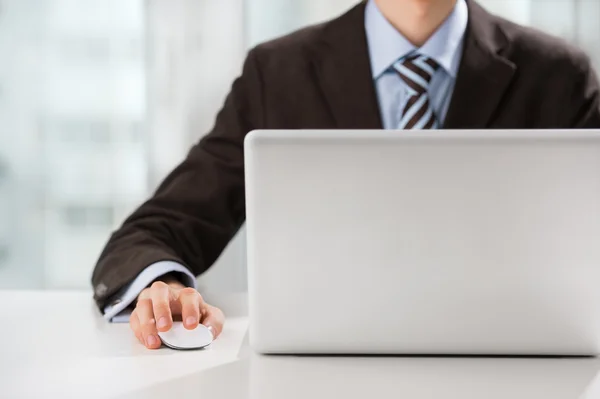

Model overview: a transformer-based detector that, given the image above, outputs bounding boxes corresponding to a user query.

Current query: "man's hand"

[129,279,225,349]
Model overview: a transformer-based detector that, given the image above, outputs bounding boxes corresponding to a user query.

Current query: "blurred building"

[0,0,49,288]
[0,0,598,290]
[0,0,147,288]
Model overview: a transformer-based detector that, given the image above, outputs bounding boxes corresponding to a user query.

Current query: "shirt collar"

[365,0,468,79]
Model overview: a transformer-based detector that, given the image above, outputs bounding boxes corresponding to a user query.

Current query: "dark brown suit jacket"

[92,0,600,309]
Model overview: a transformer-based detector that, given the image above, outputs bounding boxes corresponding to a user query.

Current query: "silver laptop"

[244,129,600,356]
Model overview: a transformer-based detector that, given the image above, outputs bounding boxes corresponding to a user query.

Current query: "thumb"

[201,304,225,339]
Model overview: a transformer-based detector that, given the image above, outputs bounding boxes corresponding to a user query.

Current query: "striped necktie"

[393,54,441,129]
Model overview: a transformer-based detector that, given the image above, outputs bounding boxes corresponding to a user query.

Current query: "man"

[92,0,600,349]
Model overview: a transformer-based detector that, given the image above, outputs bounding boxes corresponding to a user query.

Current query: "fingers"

[130,283,224,349]
[178,287,203,330]
[150,281,173,332]
[136,298,161,349]
[201,304,225,339]
[129,309,144,345]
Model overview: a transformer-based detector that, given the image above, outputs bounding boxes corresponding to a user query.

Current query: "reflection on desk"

[117,354,600,399]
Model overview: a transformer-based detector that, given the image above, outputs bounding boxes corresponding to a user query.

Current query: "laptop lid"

[244,129,600,355]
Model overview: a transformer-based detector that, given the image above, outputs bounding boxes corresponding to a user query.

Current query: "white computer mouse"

[157,322,213,350]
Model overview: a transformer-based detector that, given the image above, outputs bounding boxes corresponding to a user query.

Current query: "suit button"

[95,283,108,297]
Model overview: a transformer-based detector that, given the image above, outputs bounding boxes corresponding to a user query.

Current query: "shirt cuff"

[102,261,196,323]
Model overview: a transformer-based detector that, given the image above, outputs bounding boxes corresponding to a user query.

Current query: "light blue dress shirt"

[365,0,468,129]
[104,0,469,322]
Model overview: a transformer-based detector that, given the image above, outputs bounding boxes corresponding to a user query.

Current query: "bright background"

[1,0,599,292]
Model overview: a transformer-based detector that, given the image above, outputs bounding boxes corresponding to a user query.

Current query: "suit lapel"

[310,2,384,129]
[443,1,517,128]
[309,0,516,130]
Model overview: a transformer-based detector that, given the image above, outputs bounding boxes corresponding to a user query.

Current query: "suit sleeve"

[567,53,600,128]
[102,261,196,321]
[91,48,265,311]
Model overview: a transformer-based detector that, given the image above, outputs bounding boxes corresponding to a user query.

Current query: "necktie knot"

[394,54,440,96]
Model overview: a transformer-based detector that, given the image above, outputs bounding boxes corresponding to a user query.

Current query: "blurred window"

[0,0,598,290]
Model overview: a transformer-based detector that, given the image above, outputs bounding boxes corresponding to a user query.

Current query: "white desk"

[2,291,600,399]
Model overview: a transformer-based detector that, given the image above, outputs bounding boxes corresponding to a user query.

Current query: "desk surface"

[2,291,600,399]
